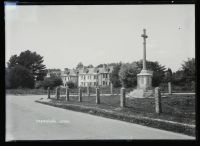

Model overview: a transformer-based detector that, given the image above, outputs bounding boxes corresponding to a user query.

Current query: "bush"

[41,76,63,89]
[67,81,77,89]
[35,81,43,89]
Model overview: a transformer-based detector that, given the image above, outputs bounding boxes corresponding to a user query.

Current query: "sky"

[5,4,195,72]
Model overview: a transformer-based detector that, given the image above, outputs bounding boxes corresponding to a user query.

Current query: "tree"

[17,50,46,81]
[47,68,61,77]
[86,64,93,68]
[7,50,47,81]
[7,55,18,68]
[181,58,195,83]
[96,64,107,68]
[135,60,166,87]
[171,70,185,85]
[5,68,11,88]
[76,62,84,69]
[110,63,122,87]
[164,68,173,83]
[41,76,63,89]
[7,65,35,89]
[118,62,140,88]
[172,58,195,88]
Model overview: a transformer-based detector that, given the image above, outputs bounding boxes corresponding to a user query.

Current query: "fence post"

[96,87,100,104]
[110,83,113,95]
[87,86,90,96]
[168,82,172,95]
[66,86,69,101]
[78,87,82,102]
[56,86,60,100]
[120,87,125,107]
[155,87,162,114]
[47,87,50,99]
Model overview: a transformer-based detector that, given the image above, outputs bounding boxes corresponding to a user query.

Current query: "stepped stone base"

[127,88,154,98]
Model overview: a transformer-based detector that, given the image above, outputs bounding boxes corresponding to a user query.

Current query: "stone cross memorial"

[137,29,153,91]
[128,29,153,98]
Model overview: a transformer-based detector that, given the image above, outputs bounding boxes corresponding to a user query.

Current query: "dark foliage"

[110,63,122,87]
[67,81,77,89]
[7,65,35,89]
[41,76,63,90]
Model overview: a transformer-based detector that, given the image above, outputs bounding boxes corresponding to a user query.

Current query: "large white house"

[47,66,114,87]
[78,66,113,87]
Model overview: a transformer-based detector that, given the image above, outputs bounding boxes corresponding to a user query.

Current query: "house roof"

[78,66,114,75]
[61,69,78,76]
[49,66,114,77]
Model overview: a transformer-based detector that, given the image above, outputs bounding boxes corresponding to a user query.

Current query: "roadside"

[35,94,195,137]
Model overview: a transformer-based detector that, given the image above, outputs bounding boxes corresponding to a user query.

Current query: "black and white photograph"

[4,1,196,141]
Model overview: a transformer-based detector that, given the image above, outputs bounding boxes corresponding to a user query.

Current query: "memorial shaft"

[141,29,148,70]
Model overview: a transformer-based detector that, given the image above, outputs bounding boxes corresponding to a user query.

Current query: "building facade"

[60,68,78,87]
[47,66,113,87]
[78,66,113,87]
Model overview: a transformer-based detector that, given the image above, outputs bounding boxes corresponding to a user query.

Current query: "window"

[105,74,108,78]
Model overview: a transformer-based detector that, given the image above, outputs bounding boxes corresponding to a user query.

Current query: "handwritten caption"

[36,119,70,124]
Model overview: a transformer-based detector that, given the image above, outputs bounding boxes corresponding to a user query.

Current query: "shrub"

[41,76,63,89]
[67,81,77,89]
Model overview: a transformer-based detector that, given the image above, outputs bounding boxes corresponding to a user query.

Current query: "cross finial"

[141,28,148,39]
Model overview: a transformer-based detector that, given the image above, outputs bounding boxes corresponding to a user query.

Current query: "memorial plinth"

[137,69,153,91]
[128,69,154,98]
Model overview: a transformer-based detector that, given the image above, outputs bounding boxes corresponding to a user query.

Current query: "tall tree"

[118,62,140,88]
[110,63,122,87]
[10,50,47,81]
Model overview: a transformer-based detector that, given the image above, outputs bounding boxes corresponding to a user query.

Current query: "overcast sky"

[5,4,195,72]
